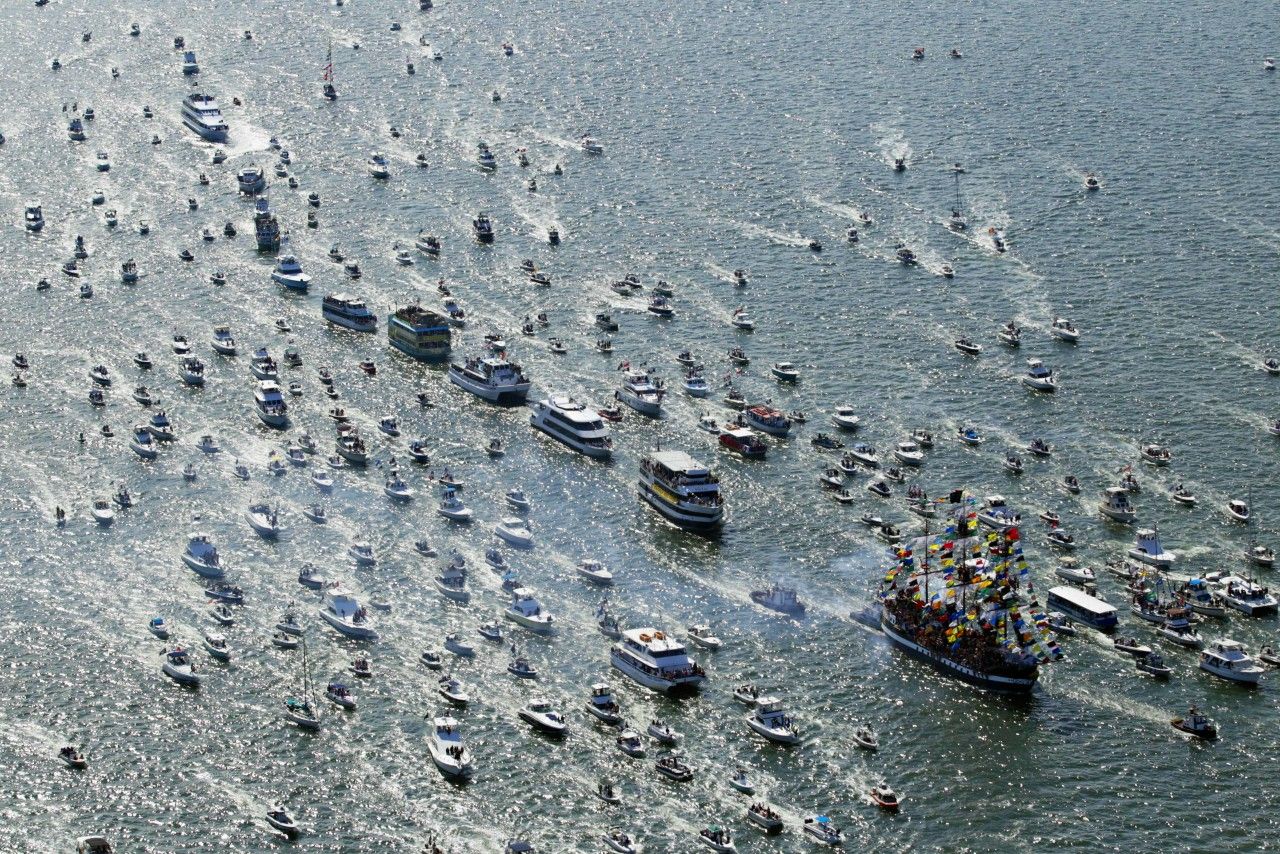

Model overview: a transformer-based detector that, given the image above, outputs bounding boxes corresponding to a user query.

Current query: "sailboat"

[878,491,1063,693]
[283,636,321,730]
[947,171,967,232]
[321,42,337,101]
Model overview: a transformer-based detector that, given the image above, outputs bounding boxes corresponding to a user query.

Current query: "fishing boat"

[879,493,1063,692]
[1171,706,1218,740]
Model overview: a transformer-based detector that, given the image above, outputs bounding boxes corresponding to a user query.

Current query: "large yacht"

[529,396,613,459]
[322,293,377,332]
[638,450,723,530]
[388,303,452,361]
[253,380,289,428]
[616,371,665,417]
[448,355,530,403]
[181,93,228,142]
[317,587,378,640]
[610,627,705,694]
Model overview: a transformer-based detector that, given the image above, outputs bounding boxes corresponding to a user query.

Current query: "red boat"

[597,405,624,423]
[719,426,767,459]
[869,785,900,813]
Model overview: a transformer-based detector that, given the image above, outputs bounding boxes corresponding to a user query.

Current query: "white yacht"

[129,425,158,459]
[746,697,801,745]
[518,699,568,735]
[1128,527,1175,568]
[435,559,471,603]
[1050,317,1080,342]
[610,627,705,693]
[1021,359,1057,392]
[161,647,201,686]
[367,152,390,179]
[271,251,311,291]
[893,441,924,466]
[448,355,531,403]
[322,293,377,332]
[617,371,666,417]
[245,502,283,538]
[182,533,224,577]
[426,716,473,778]
[1199,640,1263,684]
[529,396,613,459]
[211,325,237,356]
[831,405,860,430]
[181,93,228,142]
[638,450,724,530]
[1098,486,1137,523]
[504,587,555,633]
[437,489,473,522]
[496,517,534,547]
[318,587,378,640]
[253,381,289,428]
[1212,574,1280,616]
[585,683,623,724]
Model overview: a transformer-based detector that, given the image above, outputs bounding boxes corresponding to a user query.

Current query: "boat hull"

[880,616,1037,694]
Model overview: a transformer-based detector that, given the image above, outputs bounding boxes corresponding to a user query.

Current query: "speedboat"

[148,616,171,639]
[518,699,567,735]
[770,361,800,382]
[1050,317,1080,342]
[265,806,300,838]
[495,517,533,547]
[697,826,735,852]
[245,502,283,538]
[581,135,604,154]
[59,746,88,771]
[1054,558,1095,584]
[954,338,982,356]
[368,152,390,179]
[90,499,114,525]
[203,633,231,662]
[730,308,755,330]
[384,475,414,501]
[586,683,622,724]
[802,815,844,847]
[505,588,555,633]
[747,803,783,835]
[1226,498,1251,522]
[832,406,860,430]
[852,725,878,750]
[506,488,530,511]
[601,830,635,853]
[957,426,984,446]
[750,583,805,616]
[1022,359,1056,391]
[1140,444,1172,466]
[161,646,201,686]
[577,560,614,585]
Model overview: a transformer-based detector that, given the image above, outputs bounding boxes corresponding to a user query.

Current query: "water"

[1,0,1279,850]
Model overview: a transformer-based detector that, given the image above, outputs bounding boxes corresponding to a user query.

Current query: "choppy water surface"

[2,0,1280,851]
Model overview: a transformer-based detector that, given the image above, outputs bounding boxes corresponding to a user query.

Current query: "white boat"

[318,588,378,640]
[639,450,724,530]
[181,93,228,142]
[203,633,231,662]
[802,815,844,847]
[616,371,666,417]
[686,625,722,651]
[1021,359,1057,392]
[437,490,473,522]
[682,372,711,397]
[1128,527,1175,568]
[586,683,622,724]
[448,355,530,403]
[435,560,471,603]
[770,361,800,382]
[384,475,414,501]
[90,498,114,525]
[697,827,735,852]
[616,729,646,757]
[1098,486,1137,523]
[576,559,614,585]
[444,633,475,657]
[181,50,199,75]
[1211,573,1280,616]
[831,406,860,430]
[179,356,205,386]
[438,676,470,705]
[367,152,390,179]
[611,627,704,693]
[245,502,283,538]
[325,682,356,710]
[508,656,539,679]
[581,135,604,153]
[322,293,377,332]
[751,583,805,616]
[251,381,289,428]
[730,308,755,330]
[601,830,636,853]
[271,252,311,291]
[211,325,237,356]
[1199,639,1264,684]
[1226,498,1251,523]
[1054,558,1096,585]
[161,647,201,686]
[182,533,224,578]
[746,697,800,744]
[348,542,377,565]
[647,719,681,744]
[529,396,613,458]
[1051,317,1080,342]
[518,699,567,735]
[505,587,555,633]
[426,716,473,778]
[893,441,924,466]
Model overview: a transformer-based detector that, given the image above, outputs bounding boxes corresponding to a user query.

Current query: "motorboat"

[616,370,666,417]
[802,815,844,847]
[477,621,504,643]
[347,542,377,565]
[581,135,604,153]
[503,587,554,635]
[508,656,539,679]
[1054,558,1095,585]
[148,616,171,640]
[506,488,530,511]
[1171,484,1197,506]
[253,381,289,428]
[59,746,88,770]
[265,806,300,839]
[426,716,473,779]
[750,583,805,617]
[1245,543,1276,567]
[384,475,414,501]
[601,829,634,853]
[182,534,223,578]
[1199,640,1263,684]
[576,560,614,585]
[271,252,311,291]
[161,646,201,686]
[698,827,735,852]
[1140,444,1172,466]
[518,699,567,735]
[1226,498,1251,522]
[585,683,622,725]
[473,211,495,243]
[869,784,900,813]
[1171,706,1218,741]
[1128,527,1175,568]
[746,697,800,744]
[747,803,783,834]
[434,559,470,603]
[1050,317,1080,342]
[655,753,694,782]
[730,307,755,330]
[437,489,473,522]
[448,355,530,403]
[443,633,475,658]
[211,326,237,356]
[1098,486,1137,523]
[203,633,231,662]
[89,498,114,526]
[616,729,645,757]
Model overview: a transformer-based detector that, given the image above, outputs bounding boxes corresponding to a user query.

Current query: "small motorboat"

[655,753,693,782]
[747,803,784,834]
[1226,498,1251,523]
[1170,706,1218,741]
[954,338,982,356]
[802,815,844,847]
[869,784,900,813]
[1112,636,1152,657]
[728,768,754,794]
[265,806,300,839]
[148,616,171,639]
[507,656,539,679]
[325,682,357,710]
[698,826,736,852]
[443,633,474,657]
[420,650,443,670]
[59,746,88,770]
